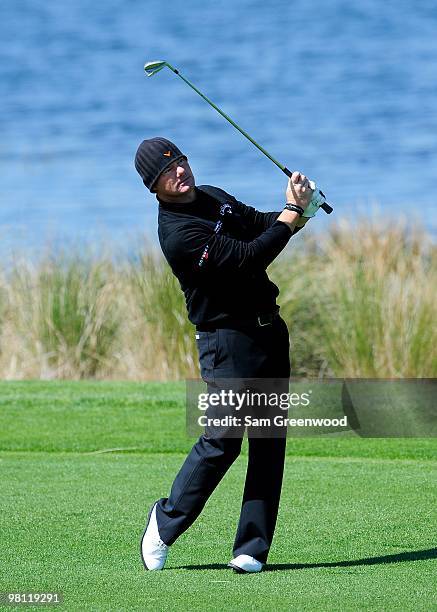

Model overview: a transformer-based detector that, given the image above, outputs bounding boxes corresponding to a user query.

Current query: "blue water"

[1,0,436,255]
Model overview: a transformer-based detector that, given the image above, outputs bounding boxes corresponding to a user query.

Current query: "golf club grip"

[283,167,333,214]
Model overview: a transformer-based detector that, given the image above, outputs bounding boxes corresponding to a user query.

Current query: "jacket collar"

[156,187,200,213]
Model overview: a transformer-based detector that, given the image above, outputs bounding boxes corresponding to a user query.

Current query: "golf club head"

[144,60,168,77]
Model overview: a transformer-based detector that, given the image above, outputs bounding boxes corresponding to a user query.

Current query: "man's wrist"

[284,203,304,216]
[277,208,300,231]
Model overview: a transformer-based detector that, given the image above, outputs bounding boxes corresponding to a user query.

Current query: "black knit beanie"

[134,137,186,191]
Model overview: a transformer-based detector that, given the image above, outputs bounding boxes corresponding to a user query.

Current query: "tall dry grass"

[1,250,120,379]
[0,218,435,380]
[272,217,436,378]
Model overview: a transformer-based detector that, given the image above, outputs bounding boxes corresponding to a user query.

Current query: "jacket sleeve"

[173,218,293,273]
[200,186,303,237]
[231,199,304,237]
[231,199,281,233]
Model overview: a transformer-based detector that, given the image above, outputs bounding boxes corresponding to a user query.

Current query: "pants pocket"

[195,331,218,383]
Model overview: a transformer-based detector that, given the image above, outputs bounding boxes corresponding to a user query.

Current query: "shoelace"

[152,537,168,550]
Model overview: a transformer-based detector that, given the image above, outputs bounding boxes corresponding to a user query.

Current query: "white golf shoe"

[140,503,169,570]
[228,554,264,573]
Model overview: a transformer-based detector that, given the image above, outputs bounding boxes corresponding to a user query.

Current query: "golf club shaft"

[166,64,333,214]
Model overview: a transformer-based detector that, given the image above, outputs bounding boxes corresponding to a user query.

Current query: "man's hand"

[285,171,314,210]
[278,170,318,231]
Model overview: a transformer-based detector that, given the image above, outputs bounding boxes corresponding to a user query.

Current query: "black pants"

[156,316,290,563]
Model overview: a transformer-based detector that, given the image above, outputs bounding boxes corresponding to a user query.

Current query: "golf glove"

[302,181,326,218]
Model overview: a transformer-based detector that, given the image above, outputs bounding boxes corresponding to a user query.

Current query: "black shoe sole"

[228,562,247,573]
[227,562,263,574]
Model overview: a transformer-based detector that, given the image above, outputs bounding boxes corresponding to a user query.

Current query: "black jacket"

[158,185,298,327]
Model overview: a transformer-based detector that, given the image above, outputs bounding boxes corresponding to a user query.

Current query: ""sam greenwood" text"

[198,415,348,427]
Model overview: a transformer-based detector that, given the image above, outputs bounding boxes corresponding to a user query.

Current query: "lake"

[1,0,436,256]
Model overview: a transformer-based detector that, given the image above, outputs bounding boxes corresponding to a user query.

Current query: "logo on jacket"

[197,203,233,268]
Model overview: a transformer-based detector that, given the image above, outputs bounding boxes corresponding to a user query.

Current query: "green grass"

[1,381,436,611]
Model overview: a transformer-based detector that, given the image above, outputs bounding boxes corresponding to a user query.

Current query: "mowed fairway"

[1,382,436,611]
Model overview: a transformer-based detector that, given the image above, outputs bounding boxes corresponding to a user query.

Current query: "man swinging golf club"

[135,136,322,573]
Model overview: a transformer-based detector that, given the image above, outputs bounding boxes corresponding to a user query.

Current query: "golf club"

[144,60,333,214]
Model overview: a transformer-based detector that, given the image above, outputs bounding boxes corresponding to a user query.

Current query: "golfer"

[135,137,315,573]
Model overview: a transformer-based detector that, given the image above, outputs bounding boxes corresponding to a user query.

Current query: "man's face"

[153,157,195,199]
